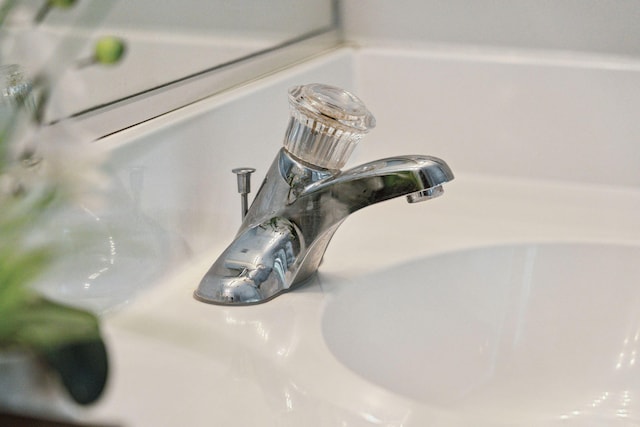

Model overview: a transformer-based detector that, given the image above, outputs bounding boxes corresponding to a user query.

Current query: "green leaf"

[0,247,53,314]
[1,297,101,351]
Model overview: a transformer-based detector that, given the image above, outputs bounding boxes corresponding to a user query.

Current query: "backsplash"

[352,47,640,188]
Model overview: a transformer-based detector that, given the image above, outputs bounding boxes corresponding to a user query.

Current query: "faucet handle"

[284,84,376,170]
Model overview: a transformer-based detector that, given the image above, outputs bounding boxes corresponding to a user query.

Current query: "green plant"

[0,0,126,406]
[0,68,109,406]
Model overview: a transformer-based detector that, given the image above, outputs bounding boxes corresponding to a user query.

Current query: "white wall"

[341,0,640,57]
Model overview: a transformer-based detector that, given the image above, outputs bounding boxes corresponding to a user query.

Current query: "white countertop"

[85,172,640,426]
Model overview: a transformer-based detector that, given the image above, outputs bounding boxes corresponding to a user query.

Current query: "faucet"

[194,84,454,305]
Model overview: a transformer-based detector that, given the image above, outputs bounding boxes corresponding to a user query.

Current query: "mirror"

[1,0,339,138]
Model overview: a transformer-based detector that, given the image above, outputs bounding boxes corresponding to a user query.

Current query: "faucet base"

[193,275,317,306]
[194,217,305,305]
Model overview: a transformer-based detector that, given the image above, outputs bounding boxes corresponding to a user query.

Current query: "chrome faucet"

[194,84,454,305]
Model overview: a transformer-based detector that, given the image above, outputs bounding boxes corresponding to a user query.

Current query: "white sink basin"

[323,243,640,423]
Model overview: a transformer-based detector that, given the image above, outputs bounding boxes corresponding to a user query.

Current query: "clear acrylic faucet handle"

[283,83,376,170]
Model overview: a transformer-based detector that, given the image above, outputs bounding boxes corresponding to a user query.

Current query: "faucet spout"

[301,153,454,211]
[194,83,455,305]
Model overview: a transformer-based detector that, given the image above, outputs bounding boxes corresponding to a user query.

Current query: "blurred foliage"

[0,0,112,405]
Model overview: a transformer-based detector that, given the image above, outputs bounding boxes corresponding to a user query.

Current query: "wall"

[341,0,640,58]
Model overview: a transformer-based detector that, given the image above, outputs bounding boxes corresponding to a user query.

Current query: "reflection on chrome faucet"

[194,83,454,305]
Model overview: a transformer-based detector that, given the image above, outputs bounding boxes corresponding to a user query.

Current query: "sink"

[69,42,640,426]
[322,243,640,423]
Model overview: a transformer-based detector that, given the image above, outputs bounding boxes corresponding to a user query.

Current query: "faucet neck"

[240,149,334,234]
[279,148,336,201]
